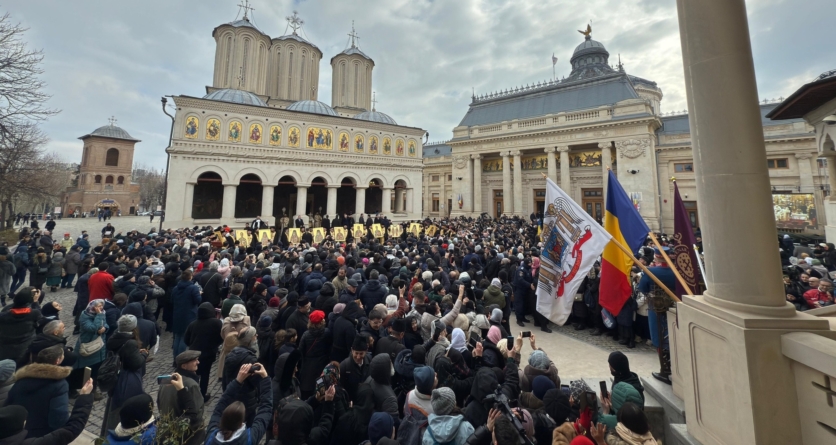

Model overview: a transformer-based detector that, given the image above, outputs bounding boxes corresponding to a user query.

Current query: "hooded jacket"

[519,359,559,393]
[423,413,474,445]
[463,360,520,428]
[298,325,331,392]
[272,350,301,402]
[0,359,15,407]
[184,302,223,361]
[0,304,41,364]
[6,363,72,438]
[330,301,366,362]
[205,378,272,445]
[358,279,387,316]
[122,302,157,352]
[332,383,375,445]
[599,382,644,430]
[172,279,202,335]
[481,285,506,309]
[222,346,259,422]
[365,353,399,420]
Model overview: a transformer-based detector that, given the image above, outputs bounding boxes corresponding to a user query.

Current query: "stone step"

[641,375,686,423]
[670,424,703,445]
[642,389,668,444]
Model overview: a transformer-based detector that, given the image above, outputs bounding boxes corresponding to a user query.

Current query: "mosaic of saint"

[249,123,263,144]
[307,127,333,149]
[482,159,503,172]
[395,139,404,156]
[521,155,549,170]
[288,127,301,147]
[354,135,365,153]
[269,125,282,146]
[408,140,417,157]
[228,121,242,142]
[383,137,392,155]
[338,132,350,152]
[206,118,221,141]
[184,117,198,139]
[569,150,602,167]
[369,136,379,154]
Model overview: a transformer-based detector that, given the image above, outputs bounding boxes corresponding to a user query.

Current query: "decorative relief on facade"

[184,116,199,139]
[206,119,221,141]
[396,139,404,156]
[408,140,417,157]
[569,150,602,167]
[482,158,503,172]
[615,138,650,159]
[288,126,301,147]
[269,125,282,146]
[383,137,392,155]
[454,156,468,170]
[369,136,379,154]
[521,155,551,170]
[338,131,350,152]
[354,135,365,153]
[249,123,263,144]
[306,127,333,150]
[228,121,242,142]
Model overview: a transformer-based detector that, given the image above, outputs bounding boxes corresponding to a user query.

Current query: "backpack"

[396,404,428,445]
[96,349,122,392]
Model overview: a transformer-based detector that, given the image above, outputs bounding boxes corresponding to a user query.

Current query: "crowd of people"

[780,235,836,310]
[0,214,666,445]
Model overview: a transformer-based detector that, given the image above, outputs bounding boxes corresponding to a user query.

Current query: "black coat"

[200,271,225,308]
[298,326,332,392]
[358,279,387,315]
[330,302,365,362]
[105,332,147,408]
[0,307,41,365]
[285,309,310,344]
[221,346,259,416]
[184,303,224,362]
[122,302,158,351]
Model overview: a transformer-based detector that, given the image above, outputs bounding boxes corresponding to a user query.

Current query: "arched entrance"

[193,172,223,219]
[309,177,328,216]
[235,174,262,218]
[337,178,356,216]
[394,179,407,212]
[365,178,383,214]
[94,199,121,215]
[274,175,298,220]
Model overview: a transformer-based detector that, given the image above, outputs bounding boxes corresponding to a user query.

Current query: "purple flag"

[672,182,702,296]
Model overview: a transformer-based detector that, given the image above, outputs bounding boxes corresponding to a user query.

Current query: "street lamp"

[160,96,175,234]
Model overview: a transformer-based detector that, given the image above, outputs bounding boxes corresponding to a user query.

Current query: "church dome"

[566,31,616,82]
[87,124,139,141]
[570,36,610,65]
[331,46,373,63]
[353,110,397,125]
[203,89,267,106]
[286,100,338,116]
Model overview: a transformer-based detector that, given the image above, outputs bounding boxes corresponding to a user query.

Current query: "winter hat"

[570,380,593,403]
[367,412,394,445]
[351,273,363,283]
[333,303,346,314]
[490,308,503,323]
[347,278,359,288]
[431,387,457,415]
[413,366,435,395]
[309,310,325,325]
[543,389,573,423]
[528,350,550,370]
[13,288,34,308]
[352,334,369,351]
[0,406,28,439]
[268,297,280,307]
[490,278,502,288]
[431,319,446,342]
[608,351,631,378]
[412,345,427,365]
[487,326,501,344]
[119,393,155,429]
[118,314,137,333]
[532,375,556,401]
[385,295,398,313]
[570,437,596,445]
[237,326,257,346]
[391,318,407,333]
[258,315,272,329]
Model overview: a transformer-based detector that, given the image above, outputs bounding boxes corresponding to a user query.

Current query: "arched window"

[94,175,102,184]
[241,38,250,87]
[105,148,119,166]
[117,176,125,185]
[105,175,114,184]
[300,50,307,98]
[224,35,233,85]
[287,50,294,97]
[354,63,359,105]
[193,172,224,219]
[341,62,347,105]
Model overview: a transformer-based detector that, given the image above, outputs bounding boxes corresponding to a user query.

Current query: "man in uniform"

[637,246,676,384]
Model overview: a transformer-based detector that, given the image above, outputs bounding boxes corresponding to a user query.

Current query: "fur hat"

[352,334,369,352]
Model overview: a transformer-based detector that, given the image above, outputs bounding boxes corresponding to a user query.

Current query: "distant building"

[61,121,141,217]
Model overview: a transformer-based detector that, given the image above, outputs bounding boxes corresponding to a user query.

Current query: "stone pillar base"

[824,199,836,243]
[678,294,832,445]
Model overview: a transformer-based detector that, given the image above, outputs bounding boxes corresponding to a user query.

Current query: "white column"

[795,154,814,192]
[827,156,836,193]
[381,187,392,215]
[355,186,366,216]
[184,183,195,219]
[558,146,571,191]
[472,154,482,214]
[512,150,522,215]
[545,147,557,183]
[394,188,404,212]
[221,184,236,219]
[295,185,308,221]
[502,152,512,215]
[600,142,611,202]
[261,185,275,222]
[405,188,414,216]
[326,186,338,218]
[463,156,473,213]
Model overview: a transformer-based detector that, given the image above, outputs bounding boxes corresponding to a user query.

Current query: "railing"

[781,332,836,444]
[566,110,600,122]
[478,125,502,134]
[518,118,546,128]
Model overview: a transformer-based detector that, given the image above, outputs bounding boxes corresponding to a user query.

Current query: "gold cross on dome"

[286,11,304,35]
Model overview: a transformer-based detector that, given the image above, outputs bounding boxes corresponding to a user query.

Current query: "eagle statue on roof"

[578,24,592,37]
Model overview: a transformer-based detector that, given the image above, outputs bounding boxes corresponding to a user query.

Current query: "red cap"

[309,310,326,325]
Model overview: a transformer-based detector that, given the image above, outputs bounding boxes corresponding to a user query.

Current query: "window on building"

[105,148,119,166]
[767,158,789,169]
[674,163,694,172]
[432,193,439,212]
[431,175,439,182]
[94,175,102,184]
[105,175,114,184]
[447,175,452,181]
[117,176,125,185]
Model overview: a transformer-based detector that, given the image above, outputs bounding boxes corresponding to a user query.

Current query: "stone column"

[464,156,474,213]
[545,147,557,182]
[295,185,308,221]
[326,186,338,218]
[512,150,522,215]
[472,154,482,214]
[674,1,829,444]
[184,183,195,219]
[405,188,414,216]
[600,142,612,201]
[394,188,404,212]
[355,186,366,216]
[795,153,814,192]
[381,187,393,215]
[558,146,571,191]
[502,152,512,215]
[221,184,236,219]
[827,157,836,193]
[261,185,275,221]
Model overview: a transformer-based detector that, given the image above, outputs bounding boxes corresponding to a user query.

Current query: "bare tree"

[0,13,58,138]
[133,164,165,211]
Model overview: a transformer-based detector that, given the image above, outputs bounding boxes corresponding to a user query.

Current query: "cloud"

[4,0,833,167]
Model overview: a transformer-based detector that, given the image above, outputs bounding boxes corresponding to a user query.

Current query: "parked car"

[137,211,151,216]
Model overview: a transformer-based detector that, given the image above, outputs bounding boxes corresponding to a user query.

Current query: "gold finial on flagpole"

[670,176,676,182]
[606,166,611,171]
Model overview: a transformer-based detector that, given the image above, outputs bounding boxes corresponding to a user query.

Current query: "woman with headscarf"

[402,314,424,352]
[217,258,231,279]
[481,326,504,369]
[446,328,473,368]
[218,304,251,380]
[75,299,108,398]
[434,347,476,408]
[541,389,577,445]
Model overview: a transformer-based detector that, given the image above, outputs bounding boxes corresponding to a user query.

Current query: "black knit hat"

[391,318,407,333]
[119,393,154,429]
[352,333,369,351]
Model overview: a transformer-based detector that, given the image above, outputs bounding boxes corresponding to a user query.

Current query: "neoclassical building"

[424,28,823,235]
[164,11,424,229]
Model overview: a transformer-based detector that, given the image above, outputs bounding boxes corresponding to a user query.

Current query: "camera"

[483,386,535,444]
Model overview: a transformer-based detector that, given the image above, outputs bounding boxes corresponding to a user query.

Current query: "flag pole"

[647,231,694,296]
[609,238,681,303]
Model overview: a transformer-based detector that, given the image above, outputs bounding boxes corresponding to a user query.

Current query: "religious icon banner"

[371,224,384,239]
[257,230,272,245]
[287,228,302,245]
[333,227,347,242]
[388,225,403,238]
[408,223,422,236]
[235,230,251,248]
[352,224,366,239]
[311,227,326,244]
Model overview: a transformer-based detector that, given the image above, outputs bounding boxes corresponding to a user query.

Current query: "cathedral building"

[163,10,424,229]
[424,27,823,235]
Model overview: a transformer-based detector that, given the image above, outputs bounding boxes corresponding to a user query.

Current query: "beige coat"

[217,305,251,378]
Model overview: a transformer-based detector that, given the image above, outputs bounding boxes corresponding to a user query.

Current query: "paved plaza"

[18,215,659,442]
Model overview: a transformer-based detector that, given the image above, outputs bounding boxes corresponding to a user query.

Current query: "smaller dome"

[203,89,267,106]
[286,100,338,116]
[88,124,138,141]
[353,110,397,125]
[274,34,319,50]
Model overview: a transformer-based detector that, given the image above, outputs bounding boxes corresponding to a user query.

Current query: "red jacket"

[87,271,115,302]
[803,288,833,308]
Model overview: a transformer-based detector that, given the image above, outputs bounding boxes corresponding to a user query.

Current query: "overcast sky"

[5,0,834,169]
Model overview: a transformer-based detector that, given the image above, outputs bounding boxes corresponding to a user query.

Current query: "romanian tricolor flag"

[599,170,650,315]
